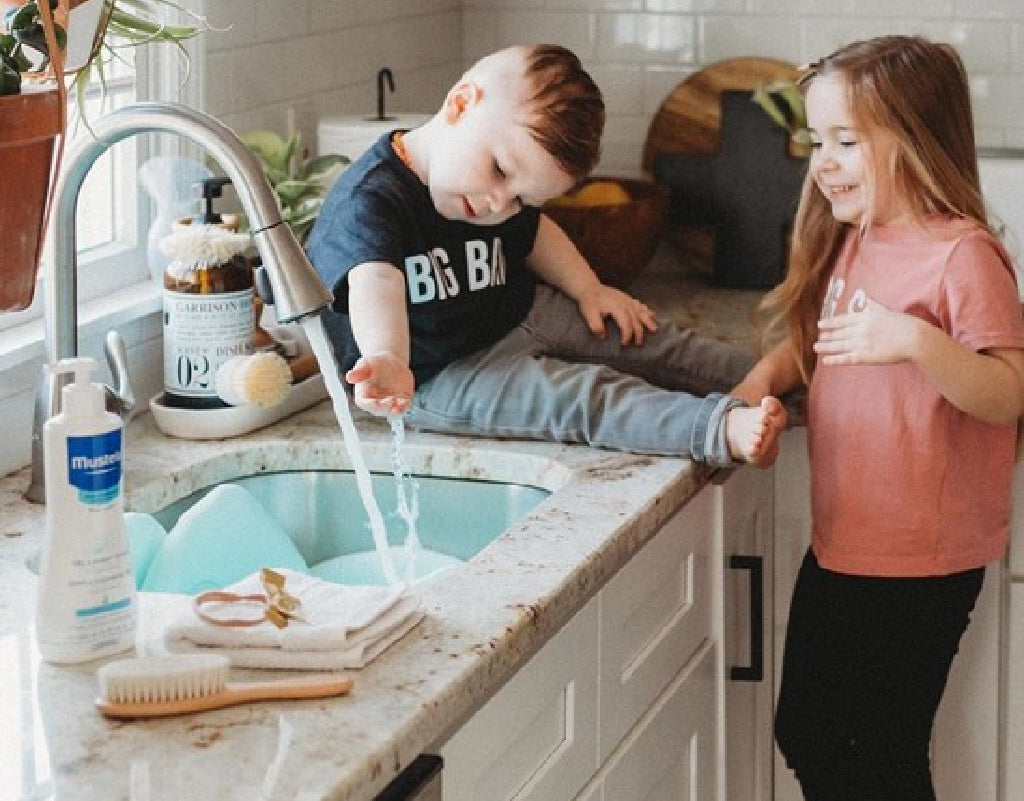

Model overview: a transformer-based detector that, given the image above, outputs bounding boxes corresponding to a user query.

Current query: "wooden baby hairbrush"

[95,653,352,719]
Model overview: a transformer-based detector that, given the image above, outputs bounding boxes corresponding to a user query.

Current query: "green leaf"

[751,83,789,130]
[296,153,349,181]
[274,178,316,205]
[241,129,291,172]
[0,63,21,95]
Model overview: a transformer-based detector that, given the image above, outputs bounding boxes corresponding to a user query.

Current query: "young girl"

[733,36,1024,800]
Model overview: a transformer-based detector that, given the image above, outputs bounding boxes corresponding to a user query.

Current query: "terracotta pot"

[0,86,63,312]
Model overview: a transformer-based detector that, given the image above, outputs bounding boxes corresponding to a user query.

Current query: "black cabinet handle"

[729,554,764,682]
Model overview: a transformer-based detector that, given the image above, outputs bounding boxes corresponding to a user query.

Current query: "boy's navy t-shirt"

[305,133,541,385]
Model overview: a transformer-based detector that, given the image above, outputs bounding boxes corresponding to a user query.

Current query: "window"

[0,20,202,339]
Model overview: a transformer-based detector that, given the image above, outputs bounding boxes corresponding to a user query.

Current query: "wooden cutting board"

[642,57,800,171]
[641,57,803,284]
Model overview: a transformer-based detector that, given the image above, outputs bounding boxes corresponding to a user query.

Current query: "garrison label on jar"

[162,288,255,401]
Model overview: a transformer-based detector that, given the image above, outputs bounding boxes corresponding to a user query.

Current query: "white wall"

[199,0,463,163]
[463,0,1024,175]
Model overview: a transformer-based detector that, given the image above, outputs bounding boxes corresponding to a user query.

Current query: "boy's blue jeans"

[406,284,754,466]
[775,548,984,801]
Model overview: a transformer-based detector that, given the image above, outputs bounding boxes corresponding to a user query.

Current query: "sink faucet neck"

[26,102,333,504]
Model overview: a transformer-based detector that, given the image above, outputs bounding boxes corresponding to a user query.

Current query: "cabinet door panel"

[1010,462,1024,574]
[441,598,599,801]
[599,486,713,760]
[718,467,774,801]
[602,643,717,801]
[1004,583,1024,799]
[931,564,1000,800]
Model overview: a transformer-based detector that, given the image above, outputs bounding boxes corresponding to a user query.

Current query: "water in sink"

[135,470,549,593]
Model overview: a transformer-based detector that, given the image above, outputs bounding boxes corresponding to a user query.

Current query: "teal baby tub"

[133,470,550,593]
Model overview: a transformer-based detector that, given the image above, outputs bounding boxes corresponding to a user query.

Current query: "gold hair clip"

[193,568,305,629]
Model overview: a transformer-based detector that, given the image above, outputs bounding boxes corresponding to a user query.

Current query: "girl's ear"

[444,81,482,123]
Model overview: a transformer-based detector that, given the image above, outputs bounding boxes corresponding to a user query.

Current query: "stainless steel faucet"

[25,102,334,503]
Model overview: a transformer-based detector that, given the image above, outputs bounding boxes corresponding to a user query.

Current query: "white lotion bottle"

[36,357,138,664]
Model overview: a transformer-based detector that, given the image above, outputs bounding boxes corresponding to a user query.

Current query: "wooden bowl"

[543,177,670,288]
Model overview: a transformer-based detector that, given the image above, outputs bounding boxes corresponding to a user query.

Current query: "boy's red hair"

[522,44,605,181]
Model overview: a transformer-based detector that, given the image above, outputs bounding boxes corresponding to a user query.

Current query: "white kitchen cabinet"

[1006,583,1024,800]
[600,642,718,801]
[440,596,600,801]
[772,428,1003,801]
[715,466,774,801]
[771,428,811,801]
[441,484,719,801]
[1004,462,1024,801]
[598,485,714,761]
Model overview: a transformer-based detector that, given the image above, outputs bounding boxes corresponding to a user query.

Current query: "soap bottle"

[161,176,256,409]
[36,357,137,664]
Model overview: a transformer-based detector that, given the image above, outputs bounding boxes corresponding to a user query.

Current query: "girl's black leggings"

[774,548,985,801]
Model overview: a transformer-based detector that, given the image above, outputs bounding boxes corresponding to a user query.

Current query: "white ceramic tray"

[149,374,329,440]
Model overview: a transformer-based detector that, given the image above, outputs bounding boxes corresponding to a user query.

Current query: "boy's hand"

[576,283,658,346]
[344,352,415,417]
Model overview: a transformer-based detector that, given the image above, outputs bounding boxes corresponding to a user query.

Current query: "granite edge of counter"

[0,401,712,801]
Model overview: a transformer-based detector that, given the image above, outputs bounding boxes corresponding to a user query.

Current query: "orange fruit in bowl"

[547,180,632,208]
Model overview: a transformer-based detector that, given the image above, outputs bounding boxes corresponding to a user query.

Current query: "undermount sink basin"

[133,470,551,593]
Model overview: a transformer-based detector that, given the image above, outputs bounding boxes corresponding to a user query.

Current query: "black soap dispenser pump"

[194,176,232,226]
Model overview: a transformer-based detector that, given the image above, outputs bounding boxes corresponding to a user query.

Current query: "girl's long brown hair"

[760,36,991,380]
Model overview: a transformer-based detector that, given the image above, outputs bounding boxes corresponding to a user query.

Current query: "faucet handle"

[104,330,135,422]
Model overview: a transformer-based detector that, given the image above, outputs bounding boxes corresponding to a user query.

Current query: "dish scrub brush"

[215,352,293,408]
[95,653,352,719]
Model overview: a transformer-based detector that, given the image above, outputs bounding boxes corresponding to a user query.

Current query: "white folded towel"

[164,569,424,669]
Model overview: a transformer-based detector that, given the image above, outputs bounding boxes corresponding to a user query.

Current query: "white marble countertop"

[0,400,711,801]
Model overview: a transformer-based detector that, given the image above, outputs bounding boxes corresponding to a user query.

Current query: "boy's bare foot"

[725,397,787,467]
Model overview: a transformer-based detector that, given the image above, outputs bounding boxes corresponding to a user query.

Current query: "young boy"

[306,44,785,466]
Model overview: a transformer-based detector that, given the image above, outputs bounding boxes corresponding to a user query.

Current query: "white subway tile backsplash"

[701,16,803,63]
[461,10,504,62]
[801,18,915,62]
[647,0,744,11]
[589,63,646,114]
[203,0,258,52]
[497,11,599,54]
[642,64,696,114]
[597,13,696,63]
[598,113,655,175]
[955,0,1024,19]
[547,0,642,10]
[916,20,1013,74]
[971,74,1024,133]
[252,0,311,44]
[852,0,954,18]
[200,0,1024,219]
[749,0,856,14]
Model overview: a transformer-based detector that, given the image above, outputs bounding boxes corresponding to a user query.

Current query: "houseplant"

[752,79,810,155]
[0,0,205,312]
[240,129,349,246]
[1,0,68,312]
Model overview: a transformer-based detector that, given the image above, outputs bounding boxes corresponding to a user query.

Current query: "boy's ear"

[444,80,482,123]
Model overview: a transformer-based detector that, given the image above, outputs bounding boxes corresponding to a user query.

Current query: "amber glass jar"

[161,232,255,409]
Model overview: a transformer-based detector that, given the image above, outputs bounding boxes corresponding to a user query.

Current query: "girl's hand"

[344,352,414,417]
[576,283,658,346]
[814,296,921,366]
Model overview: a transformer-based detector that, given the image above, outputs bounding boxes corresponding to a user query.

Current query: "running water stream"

[389,415,422,584]
[303,316,402,585]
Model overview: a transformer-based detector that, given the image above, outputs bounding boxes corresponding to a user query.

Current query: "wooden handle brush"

[95,654,352,719]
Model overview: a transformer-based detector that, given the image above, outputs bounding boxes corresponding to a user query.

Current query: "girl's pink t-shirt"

[807,217,1024,577]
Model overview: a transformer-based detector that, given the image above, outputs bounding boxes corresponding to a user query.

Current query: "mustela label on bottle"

[67,429,122,506]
